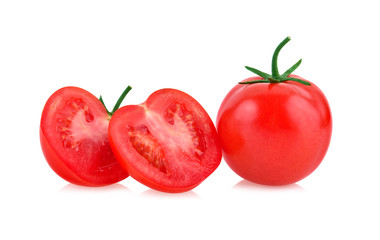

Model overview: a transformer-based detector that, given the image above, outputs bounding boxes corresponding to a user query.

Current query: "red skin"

[217,75,332,185]
[40,87,128,186]
[109,89,222,193]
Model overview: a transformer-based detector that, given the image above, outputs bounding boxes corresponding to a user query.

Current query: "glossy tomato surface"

[109,89,222,193]
[217,75,332,185]
[40,87,128,186]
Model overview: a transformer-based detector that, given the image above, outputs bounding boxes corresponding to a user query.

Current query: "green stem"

[245,66,271,79]
[241,36,310,86]
[281,58,302,78]
[99,85,132,117]
[268,77,281,83]
[99,95,111,115]
[272,36,291,79]
[111,86,132,115]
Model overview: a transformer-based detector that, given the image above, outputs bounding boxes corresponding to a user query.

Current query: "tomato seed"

[128,126,167,174]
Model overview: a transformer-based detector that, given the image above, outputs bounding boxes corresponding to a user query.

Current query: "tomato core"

[128,125,167,173]
[56,98,109,152]
[163,102,205,159]
[125,101,206,175]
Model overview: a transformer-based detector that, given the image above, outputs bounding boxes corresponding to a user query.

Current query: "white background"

[1,0,379,239]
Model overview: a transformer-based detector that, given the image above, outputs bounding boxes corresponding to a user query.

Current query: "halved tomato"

[40,87,128,186]
[109,89,222,193]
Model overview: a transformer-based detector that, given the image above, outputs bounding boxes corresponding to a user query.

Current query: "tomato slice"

[40,87,128,186]
[109,89,222,193]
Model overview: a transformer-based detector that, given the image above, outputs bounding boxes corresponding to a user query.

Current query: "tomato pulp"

[217,37,332,185]
[40,87,128,186]
[109,89,222,193]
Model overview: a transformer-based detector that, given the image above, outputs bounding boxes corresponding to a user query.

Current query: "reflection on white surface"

[60,183,130,192]
[233,179,305,192]
[141,189,200,199]
[59,182,200,198]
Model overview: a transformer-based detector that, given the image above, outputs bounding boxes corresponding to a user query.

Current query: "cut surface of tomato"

[109,89,221,193]
[40,87,128,186]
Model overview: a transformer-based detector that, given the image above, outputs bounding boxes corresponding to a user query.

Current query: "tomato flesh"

[40,87,128,186]
[109,89,221,193]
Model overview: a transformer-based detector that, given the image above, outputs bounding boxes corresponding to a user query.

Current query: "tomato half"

[40,87,128,186]
[109,89,222,193]
[217,37,332,186]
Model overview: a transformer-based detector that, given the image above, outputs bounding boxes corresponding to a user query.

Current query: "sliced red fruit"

[40,87,128,186]
[109,88,222,193]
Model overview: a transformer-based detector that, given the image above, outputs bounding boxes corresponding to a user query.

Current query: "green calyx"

[99,85,132,117]
[240,36,311,86]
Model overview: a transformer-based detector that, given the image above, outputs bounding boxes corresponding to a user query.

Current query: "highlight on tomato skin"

[40,86,128,187]
[217,76,332,186]
[108,88,222,193]
[216,37,333,186]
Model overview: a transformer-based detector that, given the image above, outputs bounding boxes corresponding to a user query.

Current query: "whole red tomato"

[217,37,332,185]
[40,86,131,186]
[109,88,222,193]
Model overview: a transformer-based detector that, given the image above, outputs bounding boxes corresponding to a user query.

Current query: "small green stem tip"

[240,36,310,86]
[99,85,132,117]
[272,36,291,78]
